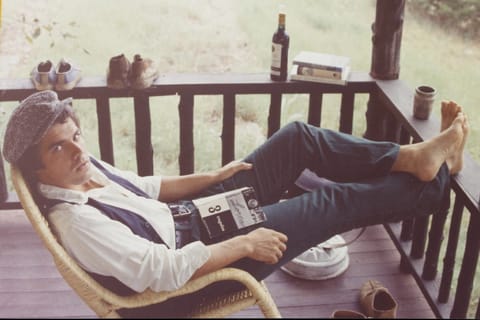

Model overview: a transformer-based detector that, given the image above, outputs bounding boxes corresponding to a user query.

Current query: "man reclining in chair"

[2,90,469,318]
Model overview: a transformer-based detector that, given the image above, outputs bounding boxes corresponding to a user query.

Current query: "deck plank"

[0,209,435,318]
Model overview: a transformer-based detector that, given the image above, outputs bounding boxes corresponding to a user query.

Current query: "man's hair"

[17,106,80,189]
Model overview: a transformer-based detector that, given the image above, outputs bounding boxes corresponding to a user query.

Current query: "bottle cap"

[278,4,286,24]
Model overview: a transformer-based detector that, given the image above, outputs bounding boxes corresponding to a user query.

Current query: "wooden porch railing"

[0,72,479,318]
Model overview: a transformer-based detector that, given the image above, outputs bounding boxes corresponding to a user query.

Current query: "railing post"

[364,94,386,141]
[365,0,406,140]
[222,93,235,166]
[178,93,194,175]
[339,92,354,134]
[451,214,480,318]
[439,195,465,303]
[422,190,450,280]
[268,93,282,138]
[133,94,153,176]
[307,92,322,127]
[0,155,8,203]
[96,96,115,166]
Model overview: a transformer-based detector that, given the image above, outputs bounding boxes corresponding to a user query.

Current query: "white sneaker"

[30,60,56,91]
[55,58,82,91]
[280,235,350,280]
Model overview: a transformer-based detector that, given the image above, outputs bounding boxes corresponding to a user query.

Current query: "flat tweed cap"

[2,90,73,164]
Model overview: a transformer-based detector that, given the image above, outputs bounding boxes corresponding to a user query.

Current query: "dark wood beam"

[370,0,406,80]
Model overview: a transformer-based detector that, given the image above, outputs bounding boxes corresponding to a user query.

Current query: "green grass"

[3,0,478,172]
[1,0,479,316]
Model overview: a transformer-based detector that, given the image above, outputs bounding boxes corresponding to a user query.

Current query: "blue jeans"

[127,121,450,317]
[195,121,450,280]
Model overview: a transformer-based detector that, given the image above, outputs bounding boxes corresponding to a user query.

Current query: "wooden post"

[178,93,194,175]
[222,93,235,166]
[133,94,153,176]
[364,94,386,141]
[364,0,406,140]
[370,0,406,80]
[0,156,7,203]
[268,93,282,138]
[96,96,115,166]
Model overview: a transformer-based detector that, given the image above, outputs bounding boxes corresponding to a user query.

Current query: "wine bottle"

[270,5,289,81]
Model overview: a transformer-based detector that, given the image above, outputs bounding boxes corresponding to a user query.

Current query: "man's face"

[35,117,94,190]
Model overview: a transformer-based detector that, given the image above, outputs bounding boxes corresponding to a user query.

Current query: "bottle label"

[271,43,282,75]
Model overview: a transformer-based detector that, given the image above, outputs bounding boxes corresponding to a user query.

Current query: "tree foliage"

[407,0,480,40]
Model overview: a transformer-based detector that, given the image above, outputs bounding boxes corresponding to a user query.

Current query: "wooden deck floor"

[0,209,436,318]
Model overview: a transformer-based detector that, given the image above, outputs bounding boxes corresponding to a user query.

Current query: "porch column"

[364,0,406,140]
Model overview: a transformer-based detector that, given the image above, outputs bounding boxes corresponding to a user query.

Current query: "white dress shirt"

[39,158,210,292]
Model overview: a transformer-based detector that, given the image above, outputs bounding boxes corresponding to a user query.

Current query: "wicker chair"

[10,165,281,318]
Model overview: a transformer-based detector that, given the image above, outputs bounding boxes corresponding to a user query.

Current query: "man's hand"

[245,227,288,264]
[192,227,288,279]
[214,160,253,182]
[159,160,252,202]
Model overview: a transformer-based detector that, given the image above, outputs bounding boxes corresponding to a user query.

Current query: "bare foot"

[394,112,467,181]
[452,112,469,175]
[441,100,462,132]
[440,100,469,175]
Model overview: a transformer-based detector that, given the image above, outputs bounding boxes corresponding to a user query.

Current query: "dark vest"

[88,158,167,246]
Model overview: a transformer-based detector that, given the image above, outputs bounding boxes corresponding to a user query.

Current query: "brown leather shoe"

[359,280,398,318]
[107,54,130,89]
[331,310,367,318]
[128,54,159,89]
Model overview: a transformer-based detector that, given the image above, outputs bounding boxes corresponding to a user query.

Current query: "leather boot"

[359,280,398,318]
[128,54,158,89]
[107,54,131,89]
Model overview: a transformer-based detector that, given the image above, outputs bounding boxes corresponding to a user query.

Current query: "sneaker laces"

[321,227,366,250]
